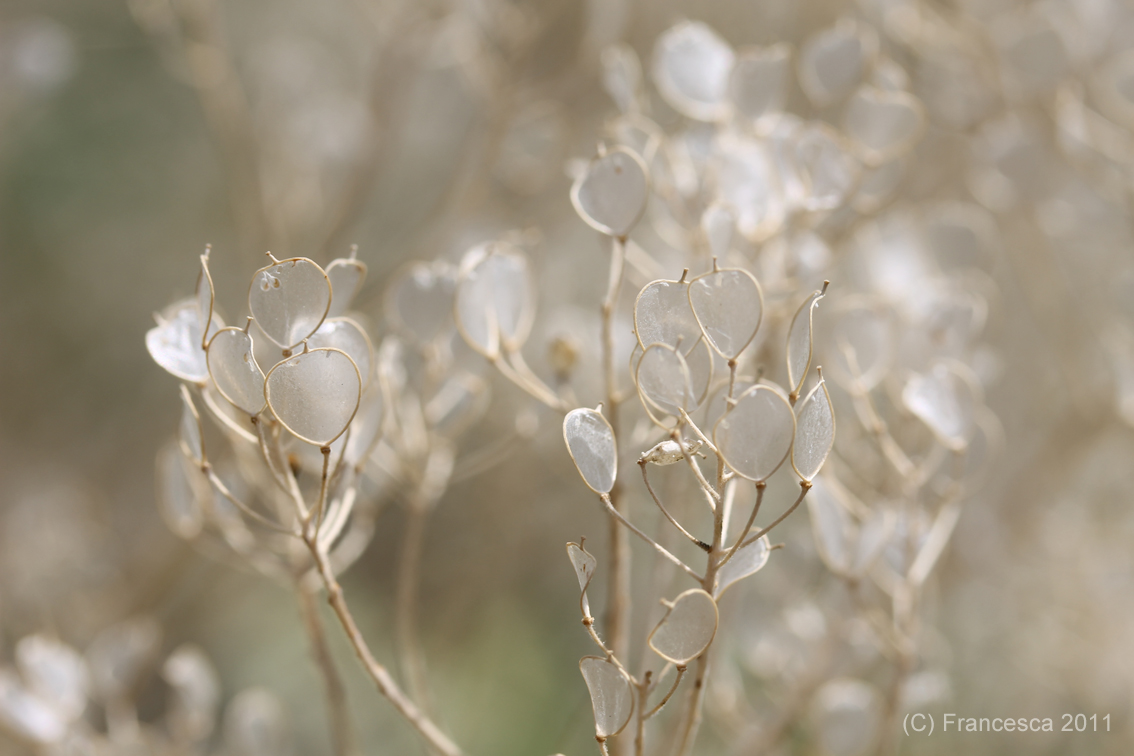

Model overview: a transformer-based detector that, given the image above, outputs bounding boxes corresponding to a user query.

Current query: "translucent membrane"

[563,408,617,494]
[455,242,533,357]
[786,287,825,397]
[729,44,790,129]
[308,318,373,387]
[901,362,976,450]
[265,348,362,447]
[852,157,905,213]
[799,19,875,106]
[248,257,331,349]
[325,258,367,318]
[689,267,763,359]
[652,20,736,121]
[637,343,694,416]
[207,328,266,416]
[570,147,649,238]
[716,535,771,597]
[792,379,834,481]
[601,43,642,114]
[147,299,219,383]
[157,441,205,539]
[196,249,215,349]
[162,644,220,742]
[579,656,633,737]
[810,678,882,756]
[386,261,456,345]
[634,279,702,350]
[842,86,925,166]
[714,385,795,482]
[853,509,895,577]
[224,688,289,756]
[16,635,89,722]
[648,589,719,664]
[567,542,597,593]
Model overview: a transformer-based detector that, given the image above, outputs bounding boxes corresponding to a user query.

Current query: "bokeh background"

[2,0,1134,754]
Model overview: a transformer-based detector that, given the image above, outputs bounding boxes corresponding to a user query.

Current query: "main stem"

[602,236,630,667]
[303,537,464,756]
[296,579,358,756]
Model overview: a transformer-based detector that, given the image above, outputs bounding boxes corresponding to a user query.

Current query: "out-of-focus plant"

[0,616,290,756]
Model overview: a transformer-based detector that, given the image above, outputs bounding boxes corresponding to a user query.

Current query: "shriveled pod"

[792,375,835,481]
[842,86,926,166]
[786,284,828,401]
[264,348,362,447]
[637,343,694,418]
[716,535,772,597]
[207,326,265,416]
[729,43,791,132]
[901,361,980,451]
[798,18,877,107]
[579,656,634,738]
[714,384,795,482]
[455,241,534,358]
[563,407,617,494]
[308,317,373,387]
[196,246,216,349]
[248,257,331,350]
[634,277,703,351]
[325,254,367,318]
[385,261,457,345]
[688,265,764,360]
[648,589,719,664]
[147,299,222,384]
[571,147,649,238]
[652,20,735,122]
[566,541,597,616]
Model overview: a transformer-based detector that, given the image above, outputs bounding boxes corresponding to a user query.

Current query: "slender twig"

[203,464,296,535]
[644,666,686,720]
[640,462,710,552]
[740,481,812,548]
[303,537,465,756]
[599,494,702,581]
[296,578,358,756]
[717,483,765,571]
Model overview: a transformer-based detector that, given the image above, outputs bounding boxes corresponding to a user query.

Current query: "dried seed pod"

[248,257,331,350]
[563,408,617,494]
[648,589,719,664]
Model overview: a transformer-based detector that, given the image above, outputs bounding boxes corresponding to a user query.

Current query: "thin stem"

[677,409,718,455]
[302,537,464,756]
[296,578,358,756]
[717,483,765,571]
[600,495,702,581]
[640,462,710,552]
[203,465,296,535]
[602,236,631,668]
[644,666,686,719]
[490,352,568,411]
[740,481,811,548]
[396,498,432,711]
[506,346,568,410]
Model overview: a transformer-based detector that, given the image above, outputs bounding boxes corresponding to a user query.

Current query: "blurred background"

[2,0,1134,754]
